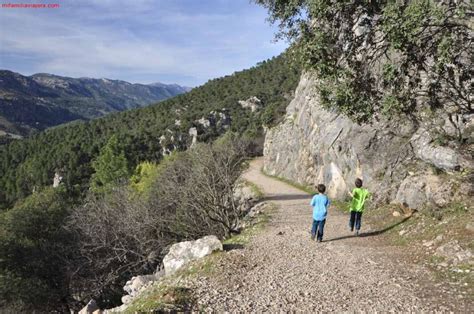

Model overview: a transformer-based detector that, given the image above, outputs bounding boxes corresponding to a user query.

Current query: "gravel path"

[191,159,465,312]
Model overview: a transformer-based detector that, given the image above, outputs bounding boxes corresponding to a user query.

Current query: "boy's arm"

[310,196,315,207]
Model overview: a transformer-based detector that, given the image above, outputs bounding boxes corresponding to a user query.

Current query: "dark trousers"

[311,219,326,241]
[349,211,362,231]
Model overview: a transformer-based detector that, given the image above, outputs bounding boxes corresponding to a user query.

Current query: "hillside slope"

[0,70,190,137]
[0,55,300,209]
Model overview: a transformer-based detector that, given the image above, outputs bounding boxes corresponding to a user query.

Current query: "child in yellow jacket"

[348,178,370,236]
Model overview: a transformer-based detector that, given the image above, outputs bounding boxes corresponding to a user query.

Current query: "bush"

[0,187,76,312]
[153,134,250,239]
[68,134,251,307]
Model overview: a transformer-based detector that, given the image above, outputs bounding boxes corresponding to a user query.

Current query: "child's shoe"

[311,234,315,240]
[355,230,359,236]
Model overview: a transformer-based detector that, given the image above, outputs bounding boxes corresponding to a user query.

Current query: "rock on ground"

[163,235,223,275]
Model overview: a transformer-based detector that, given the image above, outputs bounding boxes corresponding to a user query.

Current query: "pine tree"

[90,135,129,193]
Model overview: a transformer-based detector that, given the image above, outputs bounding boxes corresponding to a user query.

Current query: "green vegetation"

[0,187,75,312]
[0,55,299,210]
[242,180,265,200]
[90,135,129,193]
[255,0,472,122]
[359,201,473,298]
[0,52,299,311]
[124,284,194,313]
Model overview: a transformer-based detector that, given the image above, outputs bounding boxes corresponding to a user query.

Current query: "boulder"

[395,174,454,209]
[163,235,223,275]
[395,176,427,209]
[79,299,99,314]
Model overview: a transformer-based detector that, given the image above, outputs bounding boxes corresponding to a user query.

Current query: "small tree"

[255,0,472,121]
[155,134,249,239]
[90,135,129,193]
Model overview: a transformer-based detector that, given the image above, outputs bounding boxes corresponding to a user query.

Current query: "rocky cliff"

[264,73,473,209]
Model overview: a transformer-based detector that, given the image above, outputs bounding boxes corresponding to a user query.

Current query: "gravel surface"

[190,159,468,312]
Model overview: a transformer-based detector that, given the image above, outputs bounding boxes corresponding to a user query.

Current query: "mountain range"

[0,70,191,138]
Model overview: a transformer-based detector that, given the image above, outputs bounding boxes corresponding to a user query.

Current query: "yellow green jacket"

[350,188,370,212]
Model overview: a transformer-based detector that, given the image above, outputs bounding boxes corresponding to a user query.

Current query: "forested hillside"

[0,70,190,137]
[0,55,300,209]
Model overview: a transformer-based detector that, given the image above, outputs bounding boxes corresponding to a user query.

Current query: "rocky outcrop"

[264,74,473,208]
[52,171,63,188]
[104,235,223,313]
[239,96,262,112]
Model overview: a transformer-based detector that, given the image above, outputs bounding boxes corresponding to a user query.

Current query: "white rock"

[79,299,99,314]
[123,274,157,297]
[163,235,223,275]
[121,295,133,305]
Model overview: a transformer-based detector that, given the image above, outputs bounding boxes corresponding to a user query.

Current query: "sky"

[0,0,288,87]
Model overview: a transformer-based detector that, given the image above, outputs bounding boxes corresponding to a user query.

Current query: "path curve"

[191,158,460,312]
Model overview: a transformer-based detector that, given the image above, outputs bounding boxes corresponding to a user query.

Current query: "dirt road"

[191,159,466,312]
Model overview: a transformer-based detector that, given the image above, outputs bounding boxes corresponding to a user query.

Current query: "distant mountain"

[0,70,190,137]
[148,82,192,94]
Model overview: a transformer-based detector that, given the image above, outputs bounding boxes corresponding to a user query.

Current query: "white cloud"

[0,0,286,86]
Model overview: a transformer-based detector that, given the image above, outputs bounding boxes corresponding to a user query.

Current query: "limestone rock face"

[264,73,472,208]
[52,172,63,188]
[163,235,223,275]
[239,96,262,112]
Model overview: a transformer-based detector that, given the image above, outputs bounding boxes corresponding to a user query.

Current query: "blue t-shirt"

[310,194,330,221]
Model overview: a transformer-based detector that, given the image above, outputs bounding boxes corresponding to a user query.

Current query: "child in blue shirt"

[310,184,330,242]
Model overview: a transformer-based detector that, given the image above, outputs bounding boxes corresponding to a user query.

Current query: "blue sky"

[0,0,287,86]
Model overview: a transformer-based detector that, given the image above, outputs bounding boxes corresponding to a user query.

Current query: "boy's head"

[355,178,363,188]
[317,184,326,194]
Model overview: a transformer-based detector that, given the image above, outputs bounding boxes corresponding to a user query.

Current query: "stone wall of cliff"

[263,73,473,209]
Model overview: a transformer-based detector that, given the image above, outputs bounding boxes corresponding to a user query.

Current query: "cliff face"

[264,74,473,208]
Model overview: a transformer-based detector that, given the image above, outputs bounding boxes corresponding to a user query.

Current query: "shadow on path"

[223,243,245,251]
[325,216,412,243]
[264,194,310,201]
